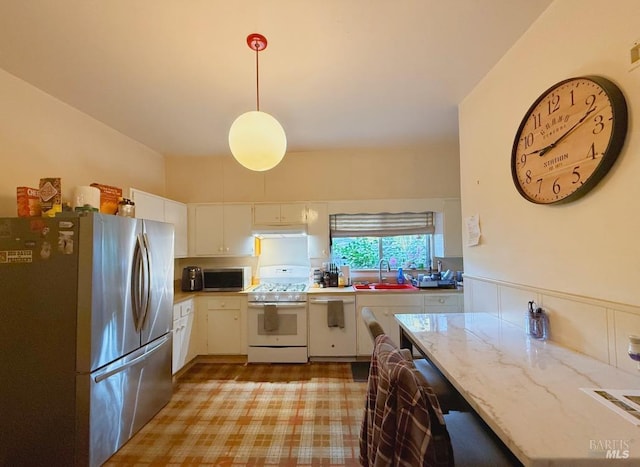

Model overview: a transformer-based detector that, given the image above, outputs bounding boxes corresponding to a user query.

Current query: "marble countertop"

[395,312,640,465]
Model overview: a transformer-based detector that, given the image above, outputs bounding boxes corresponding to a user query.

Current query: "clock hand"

[537,106,597,157]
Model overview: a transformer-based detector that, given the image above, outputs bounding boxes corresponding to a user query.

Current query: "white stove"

[246,266,309,364]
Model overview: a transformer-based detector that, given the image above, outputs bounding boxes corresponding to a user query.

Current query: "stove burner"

[252,282,307,293]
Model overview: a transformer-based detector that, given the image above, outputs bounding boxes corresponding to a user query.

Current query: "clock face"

[511,76,627,204]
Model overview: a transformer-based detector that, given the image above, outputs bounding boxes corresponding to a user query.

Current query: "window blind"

[329,212,435,237]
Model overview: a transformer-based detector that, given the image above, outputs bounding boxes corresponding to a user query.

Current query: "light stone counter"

[395,312,640,465]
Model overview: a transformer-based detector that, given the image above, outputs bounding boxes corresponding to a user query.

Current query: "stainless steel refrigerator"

[0,213,174,466]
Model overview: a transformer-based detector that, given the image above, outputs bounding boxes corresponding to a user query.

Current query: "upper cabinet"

[253,203,307,225]
[307,202,329,259]
[189,203,253,257]
[130,188,188,258]
[433,198,463,258]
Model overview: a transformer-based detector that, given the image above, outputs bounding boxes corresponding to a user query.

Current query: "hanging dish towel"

[264,304,279,331]
[327,300,345,328]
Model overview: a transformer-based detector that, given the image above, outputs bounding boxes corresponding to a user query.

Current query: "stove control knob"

[274,294,280,302]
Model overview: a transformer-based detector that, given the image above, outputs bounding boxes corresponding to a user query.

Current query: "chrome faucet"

[378,259,390,283]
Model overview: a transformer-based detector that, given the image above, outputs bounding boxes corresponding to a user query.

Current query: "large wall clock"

[511,75,628,204]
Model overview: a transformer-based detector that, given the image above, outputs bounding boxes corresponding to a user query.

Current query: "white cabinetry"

[172,298,194,374]
[131,188,188,258]
[307,203,330,259]
[253,203,307,225]
[205,296,247,355]
[308,295,357,358]
[356,294,423,356]
[434,198,463,258]
[424,293,462,313]
[189,203,253,256]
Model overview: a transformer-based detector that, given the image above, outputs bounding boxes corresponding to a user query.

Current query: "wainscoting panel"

[464,275,640,375]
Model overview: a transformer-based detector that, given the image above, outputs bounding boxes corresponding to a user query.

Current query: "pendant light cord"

[255,45,260,111]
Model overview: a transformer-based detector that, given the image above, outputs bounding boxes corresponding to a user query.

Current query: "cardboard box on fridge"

[16,186,41,217]
[90,183,122,214]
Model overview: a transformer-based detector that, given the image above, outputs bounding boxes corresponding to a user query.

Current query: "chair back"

[361,307,385,341]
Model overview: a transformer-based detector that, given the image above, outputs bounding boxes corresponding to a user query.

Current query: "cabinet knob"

[439,298,445,303]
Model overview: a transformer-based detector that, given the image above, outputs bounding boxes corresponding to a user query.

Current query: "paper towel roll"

[72,186,101,210]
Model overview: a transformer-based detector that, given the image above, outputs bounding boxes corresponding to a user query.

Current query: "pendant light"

[228,33,287,172]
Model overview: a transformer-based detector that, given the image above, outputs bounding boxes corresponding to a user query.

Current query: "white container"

[72,186,100,210]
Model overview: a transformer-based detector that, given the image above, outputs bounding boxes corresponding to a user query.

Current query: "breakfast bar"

[395,312,640,465]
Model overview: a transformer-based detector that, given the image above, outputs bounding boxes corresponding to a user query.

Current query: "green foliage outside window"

[332,235,431,270]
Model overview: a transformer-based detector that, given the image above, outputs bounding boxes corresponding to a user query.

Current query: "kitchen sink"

[353,283,417,290]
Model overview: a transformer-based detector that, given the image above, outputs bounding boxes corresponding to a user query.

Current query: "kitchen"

[1,0,640,465]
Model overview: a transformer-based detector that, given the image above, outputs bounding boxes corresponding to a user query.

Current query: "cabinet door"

[164,199,188,258]
[253,204,281,224]
[223,204,253,256]
[131,189,165,222]
[172,316,186,374]
[356,294,423,356]
[189,299,208,358]
[253,203,306,225]
[206,309,242,354]
[205,297,244,355]
[192,204,224,255]
[279,203,307,224]
[307,203,329,259]
[434,199,463,257]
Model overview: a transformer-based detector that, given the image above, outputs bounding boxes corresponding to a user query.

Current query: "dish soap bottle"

[397,267,405,284]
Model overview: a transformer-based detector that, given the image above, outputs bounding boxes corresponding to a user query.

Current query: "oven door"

[247,302,307,346]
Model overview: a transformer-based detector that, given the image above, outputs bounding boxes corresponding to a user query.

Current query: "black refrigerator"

[0,213,174,466]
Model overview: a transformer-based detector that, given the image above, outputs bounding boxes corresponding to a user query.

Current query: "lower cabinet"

[356,294,423,356]
[172,298,194,375]
[204,296,247,355]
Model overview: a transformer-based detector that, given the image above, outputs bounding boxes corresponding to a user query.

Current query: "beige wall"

[0,69,165,216]
[459,0,640,369]
[164,142,461,203]
[460,0,640,307]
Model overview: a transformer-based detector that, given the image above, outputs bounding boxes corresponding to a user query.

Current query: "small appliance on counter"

[202,266,251,291]
[182,266,203,292]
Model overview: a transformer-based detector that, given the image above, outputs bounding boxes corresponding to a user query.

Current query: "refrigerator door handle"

[138,232,151,330]
[93,335,169,383]
[131,233,148,332]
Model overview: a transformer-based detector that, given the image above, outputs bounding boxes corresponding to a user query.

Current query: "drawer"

[172,303,181,321]
[206,297,242,310]
[180,299,193,317]
[424,294,458,307]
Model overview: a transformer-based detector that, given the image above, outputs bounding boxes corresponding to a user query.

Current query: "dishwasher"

[307,295,357,359]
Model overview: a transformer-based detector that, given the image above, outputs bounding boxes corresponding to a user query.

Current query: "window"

[329,212,434,270]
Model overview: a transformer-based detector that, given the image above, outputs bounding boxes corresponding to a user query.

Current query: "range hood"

[252,224,308,238]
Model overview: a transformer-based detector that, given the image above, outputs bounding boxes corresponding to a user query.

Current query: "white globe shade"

[228,110,287,171]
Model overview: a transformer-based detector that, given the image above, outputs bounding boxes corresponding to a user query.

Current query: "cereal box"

[39,177,62,217]
[90,183,123,214]
[16,186,41,217]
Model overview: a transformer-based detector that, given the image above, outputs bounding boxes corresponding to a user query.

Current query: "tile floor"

[105,362,367,466]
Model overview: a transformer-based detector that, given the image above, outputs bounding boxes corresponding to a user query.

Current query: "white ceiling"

[0,0,552,157]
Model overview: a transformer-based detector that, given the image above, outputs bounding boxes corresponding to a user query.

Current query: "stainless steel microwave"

[202,267,251,291]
